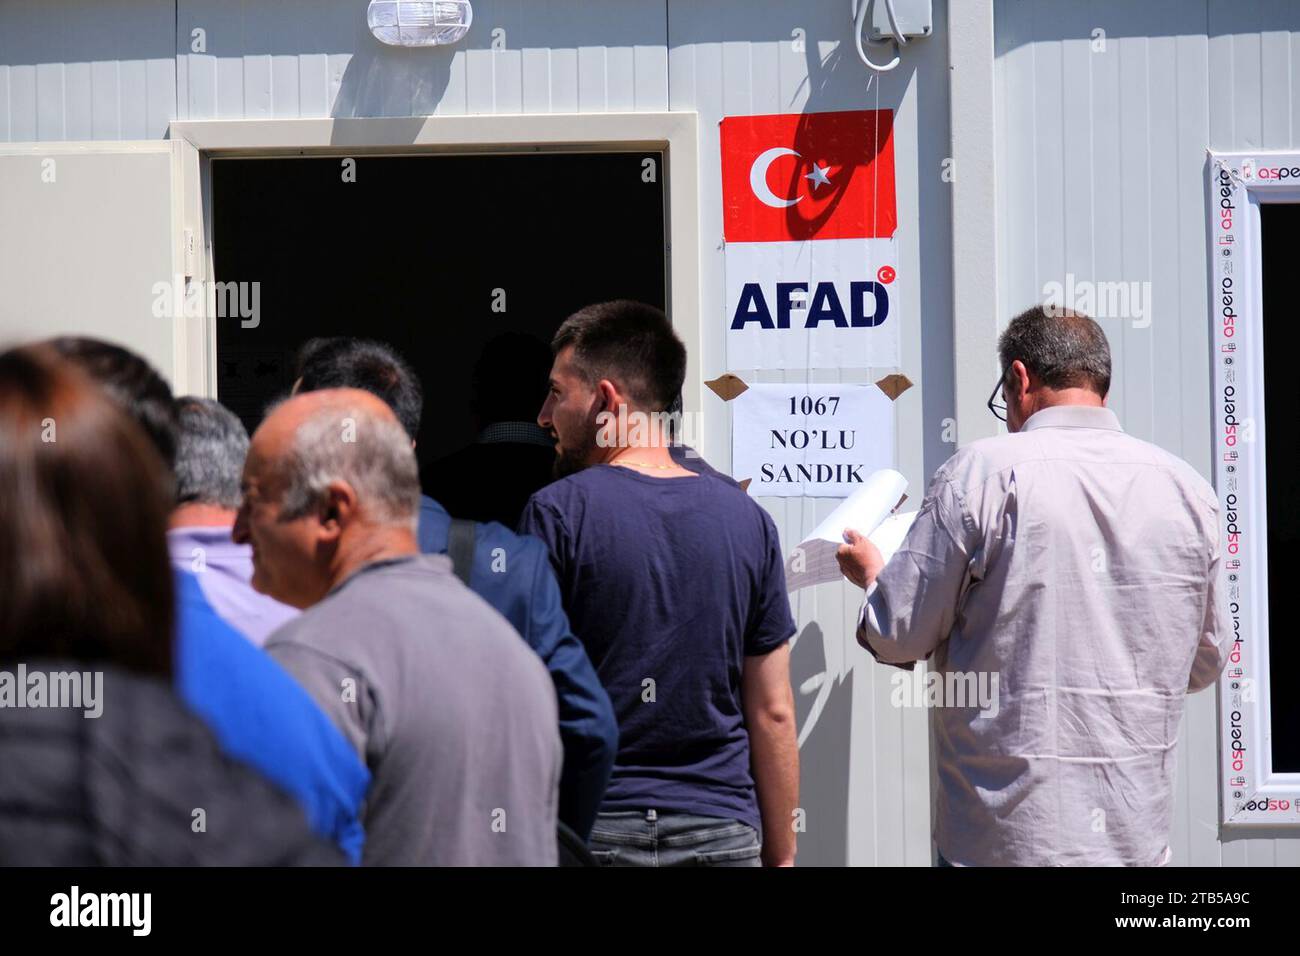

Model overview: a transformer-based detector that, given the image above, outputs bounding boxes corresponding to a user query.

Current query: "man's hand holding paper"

[836,528,884,590]
[783,469,916,592]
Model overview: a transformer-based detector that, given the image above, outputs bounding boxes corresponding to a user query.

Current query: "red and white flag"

[720,109,900,370]
[721,109,897,243]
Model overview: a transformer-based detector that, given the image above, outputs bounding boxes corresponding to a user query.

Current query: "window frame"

[1209,150,1300,829]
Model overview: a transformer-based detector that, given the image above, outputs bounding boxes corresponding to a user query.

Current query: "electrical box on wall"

[867,0,932,40]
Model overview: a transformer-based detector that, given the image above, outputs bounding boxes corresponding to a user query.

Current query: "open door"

[207,151,667,483]
[0,141,192,388]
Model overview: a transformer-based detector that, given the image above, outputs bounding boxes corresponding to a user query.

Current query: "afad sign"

[721,109,899,370]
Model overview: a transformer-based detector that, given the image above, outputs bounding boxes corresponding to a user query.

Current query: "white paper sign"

[725,238,901,370]
[731,383,896,497]
[784,469,917,591]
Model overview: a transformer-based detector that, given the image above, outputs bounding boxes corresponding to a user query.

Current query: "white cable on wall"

[851,0,908,73]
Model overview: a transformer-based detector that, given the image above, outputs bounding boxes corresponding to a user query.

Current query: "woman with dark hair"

[0,346,341,866]
[0,344,175,675]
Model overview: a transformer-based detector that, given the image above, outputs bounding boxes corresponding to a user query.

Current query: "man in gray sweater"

[234,387,561,865]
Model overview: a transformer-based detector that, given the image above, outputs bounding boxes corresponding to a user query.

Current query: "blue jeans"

[587,810,762,867]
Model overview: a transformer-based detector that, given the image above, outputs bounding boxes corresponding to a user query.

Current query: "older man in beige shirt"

[837,307,1232,866]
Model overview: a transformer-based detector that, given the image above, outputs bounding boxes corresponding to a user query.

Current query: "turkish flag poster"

[721,109,900,370]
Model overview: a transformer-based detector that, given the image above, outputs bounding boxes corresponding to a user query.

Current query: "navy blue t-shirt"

[518,464,795,833]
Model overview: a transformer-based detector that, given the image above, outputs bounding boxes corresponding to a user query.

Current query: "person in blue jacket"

[50,337,371,862]
[174,568,370,862]
[294,337,618,840]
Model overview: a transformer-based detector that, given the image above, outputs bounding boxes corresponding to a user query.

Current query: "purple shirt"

[168,525,298,646]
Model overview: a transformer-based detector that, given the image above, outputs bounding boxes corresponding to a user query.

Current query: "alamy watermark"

[0,663,103,719]
[596,404,703,455]
[890,668,1000,718]
[50,886,150,936]
[151,276,261,328]
[1041,273,1151,328]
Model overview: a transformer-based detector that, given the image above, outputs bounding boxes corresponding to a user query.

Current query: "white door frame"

[168,112,702,427]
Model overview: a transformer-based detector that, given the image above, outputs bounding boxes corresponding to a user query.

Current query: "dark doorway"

[210,151,667,515]
[1260,201,1300,773]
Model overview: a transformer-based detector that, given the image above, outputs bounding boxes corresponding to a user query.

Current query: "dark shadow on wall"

[789,620,851,867]
[777,5,952,866]
[793,23,956,482]
[333,42,455,119]
[331,0,673,120]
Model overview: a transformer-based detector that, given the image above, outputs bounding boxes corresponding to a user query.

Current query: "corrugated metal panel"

[669,0,952,866]
[994,0,1300,866]
[176,0,668,120]
[0,0,176,142]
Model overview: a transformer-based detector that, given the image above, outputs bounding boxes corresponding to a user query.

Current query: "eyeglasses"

[987,369,1009,422]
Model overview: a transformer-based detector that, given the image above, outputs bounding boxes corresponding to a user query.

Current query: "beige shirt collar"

[1020,403,1121,432]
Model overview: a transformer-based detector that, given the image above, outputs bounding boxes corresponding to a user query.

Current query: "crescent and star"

[748,147,833,209]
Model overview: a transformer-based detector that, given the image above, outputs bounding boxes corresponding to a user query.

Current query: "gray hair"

[998,306,1111,396]
[277,399,420,531]
[174,396,249,509]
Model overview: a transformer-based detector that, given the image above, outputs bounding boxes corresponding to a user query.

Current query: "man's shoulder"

[529,463,759,515]
[519,470,601,530]
[420,493,548,560]
[174,570,267,668]
[175,573,360,760]
[470,516,548,560]
[938,431,1034,479]
[178,594,309,701]
[284,556,521,644]
[671,444,741,488]
[527,467,605,503]
[263,606,321,651]
[938,425,1217,509]
[1117,434,1218,508]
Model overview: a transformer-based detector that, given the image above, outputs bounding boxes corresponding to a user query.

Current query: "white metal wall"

[0,0,952,866]
[994,0,1300,865]
[667,0,955,868]
[0,0,175,141]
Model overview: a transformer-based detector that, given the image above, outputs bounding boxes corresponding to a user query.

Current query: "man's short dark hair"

[295,338,424,441]
[552,300,685,412]
[293,337,340,382]
[998,306,1111,397]
[174,396,249,509]
[47,337,179,468]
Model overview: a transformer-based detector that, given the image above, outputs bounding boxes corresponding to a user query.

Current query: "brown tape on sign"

[874,373,913,401]
[705,374,749,402]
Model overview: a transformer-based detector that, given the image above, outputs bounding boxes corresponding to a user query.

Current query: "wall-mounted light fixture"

[367,1,473,47]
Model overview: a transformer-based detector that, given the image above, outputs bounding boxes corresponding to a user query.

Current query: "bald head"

[234,388,421,607]
[255,388,419,528]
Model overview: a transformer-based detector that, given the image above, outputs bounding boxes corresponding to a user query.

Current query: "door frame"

[168,112,702,428]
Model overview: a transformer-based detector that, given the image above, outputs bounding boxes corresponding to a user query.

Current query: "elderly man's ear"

[317,481,359,539]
